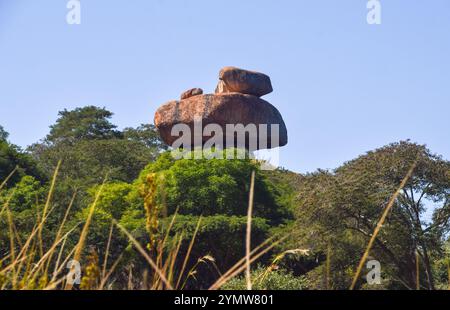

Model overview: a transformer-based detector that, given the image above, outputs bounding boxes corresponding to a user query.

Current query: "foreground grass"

[0,165,290,290]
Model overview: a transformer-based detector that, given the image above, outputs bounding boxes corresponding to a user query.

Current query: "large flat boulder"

[154,93,287,149]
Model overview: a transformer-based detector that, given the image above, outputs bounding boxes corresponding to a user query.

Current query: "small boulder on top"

[215,66,273,97]
[181,87,203,100]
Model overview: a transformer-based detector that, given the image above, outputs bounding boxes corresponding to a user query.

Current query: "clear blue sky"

[0,0,449,174]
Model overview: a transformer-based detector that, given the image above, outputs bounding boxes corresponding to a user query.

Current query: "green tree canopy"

[123,124,168,151]
[293,141,450,290]
[30,106,166,186]
[141,151,293,224]
[46,106,121,144]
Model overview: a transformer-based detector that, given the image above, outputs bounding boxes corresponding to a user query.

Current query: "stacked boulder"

[154,67,287,149]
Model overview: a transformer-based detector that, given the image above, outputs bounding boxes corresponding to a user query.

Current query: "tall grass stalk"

[113,220,173,289]
[64,176,108,290]
[209,234,290,290]
[175,216,202,289]
[38,160,61,250]
[0,166,18,192]
[246,170,255,290]
[101,221,115,281]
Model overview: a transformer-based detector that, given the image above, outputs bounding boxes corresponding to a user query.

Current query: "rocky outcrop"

[154,67,287,150]
[154,93,287,148]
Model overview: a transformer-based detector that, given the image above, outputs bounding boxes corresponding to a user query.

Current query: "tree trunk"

[419,241,435,290]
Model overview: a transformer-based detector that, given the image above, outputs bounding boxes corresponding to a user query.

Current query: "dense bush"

[140,151,293,224]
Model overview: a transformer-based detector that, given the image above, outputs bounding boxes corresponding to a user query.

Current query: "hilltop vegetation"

[0,106,449,290]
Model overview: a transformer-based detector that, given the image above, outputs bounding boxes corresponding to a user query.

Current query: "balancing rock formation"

[154,67,287,150]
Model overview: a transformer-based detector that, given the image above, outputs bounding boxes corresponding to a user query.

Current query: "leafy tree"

[123,124,168,151]
[33,138,161,186]
[30,107,166,186]
[293,141,450,289]
[141,151,293,224]
[46,106,120,144]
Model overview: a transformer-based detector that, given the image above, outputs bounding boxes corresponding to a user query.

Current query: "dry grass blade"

[209,235,277,290]
[180,255,219,290]
[3,192,16,262]
[209,234,290,290]
[102,221,115,280]
[259,248,310,285]
[0,256,27,274]
[113,220,173,290]
[99,252,124,290]
[64,175,108,290]
[350,159,418,290]
[156,209,179,272]
[52,245,77,283]
[30,224,80,276]
[175,216,202,289]
[73,176,107,263]
[0,166,18,192]
[38,160,61,244]
[167,234,184,285]
[246,170,255,290]
[43,191,77,277]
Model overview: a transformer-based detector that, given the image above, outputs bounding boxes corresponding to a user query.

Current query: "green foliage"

[87,182,136,219]
[292,141,450,289]
[46,106,121,144]
[143,150,293,225]
[1,175,46,212]
[28,106,166,221]
[0,176,47,252]
[222,266,309,290]
[29,107,166,188]
[34,139,160,185]
[0,134,45,188]
[123,124,168,151]
[163,214,270,269]
[432,239,450,290]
